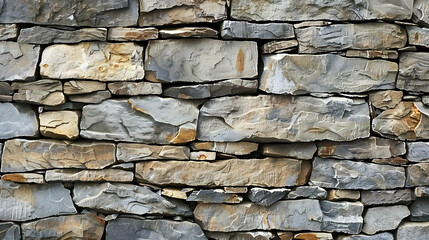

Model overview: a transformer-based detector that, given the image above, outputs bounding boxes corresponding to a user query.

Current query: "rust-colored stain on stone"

[236,48,245,73]
[1,174,26,182]
[318,142,337,157]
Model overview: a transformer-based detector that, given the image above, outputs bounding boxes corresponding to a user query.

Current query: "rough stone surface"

[221,21,294,40]
[159,27,218,38]
[0,102,38,139]
[346,50,399,59]
[0,82,13,102]
[294,233,333,240]
[0,42,40,81]
[108,81,162,95]
[117,143,190,161]
[11,79,65,106]
[40,42,144,81]
[406,142,429,162]
[145,39,258,83]
[413,0,429,26]
[361,189,414,206]
[415,187,429,197]
[369,90,403,110]
[407,163,429,187]
[64,80,106,95]
[397,53,429,92]
[262,40,298,54]
[246,187,290,206]
[187,189,242,203]
[68,90,112,103]
[1,173,45,184]
[0,222,20,240]
[0,24,17,40]
[397,222,429,240]
[161,188,189,200]
[337,232,394,240]
[39,111,79,140]
[410,198,429,221]
[327,190,360,201]
[18,26,107,44]
[407,26,429,48]
[206,232,274,240]
[287,186,328,200]
[45,169,134,183]
[108,27,158,41]
[190,142,258,155]
[320,201,364,234]
[362,205,410,234]
[261,143,316,160]
[260,54,397,95]
[190,151,216,161]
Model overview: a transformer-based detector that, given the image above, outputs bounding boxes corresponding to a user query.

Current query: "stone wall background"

[0,0,429,239]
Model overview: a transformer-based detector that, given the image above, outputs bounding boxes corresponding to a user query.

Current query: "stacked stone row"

[1,0,429,239]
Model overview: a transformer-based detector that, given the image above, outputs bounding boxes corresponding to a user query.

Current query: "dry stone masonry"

[1,1,429,239]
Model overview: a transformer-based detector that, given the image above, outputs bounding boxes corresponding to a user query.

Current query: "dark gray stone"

[410,198,429,221]
[0,42,40,81]
[261,142,317,160]
[407,142,429,162]
[406,163,429,187]
[397,222,429,240]
[221,21,294,40]
[18,26,107,44]
[187,189,242,203]
[246,187,290,206]
[0,102,38,139]
[0,222,20,240]
[361,189,414,206]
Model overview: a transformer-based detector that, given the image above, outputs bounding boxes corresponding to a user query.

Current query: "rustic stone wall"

[0,1,429,239]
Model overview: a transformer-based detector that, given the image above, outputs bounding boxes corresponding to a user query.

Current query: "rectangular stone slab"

[135,158,311,187]
[0,42,40,81]
[198,95,370,142]
[45,169,134,183]
[259,54,397,95]
[0,103,38,139]
[397,53,429,92]
[18,26,107,44]
[117,143,190,161]
[406,163,429,187]
[221,21,294,40]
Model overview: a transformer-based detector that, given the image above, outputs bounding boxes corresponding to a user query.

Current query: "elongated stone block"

[260,54,397,95]
[1,173,45,184]
[11,79,66,106]
[361,189,414,206]
[247,187,290,206]
[0,222,20,240]
[108,27,158,41]
[68,90,111,103]
[261,143,316,160]
[108,81,162,95]
[0,42,40,81]
[45,169,134,183]
[0,102,38,139]
[136,158,311,187]
[310,158,406,190]
[190,142,258,155]
[397,53,429,92]
[145,39,258,83]
[198,95,370,142]
[397,222,429,240]
[221,21,294,40]
[337,233,394,240]
[64,80,106,95]
[159,27,218,38]
[206,232,273,240]
[18,26,107,44]
[117,143,190,161]
[413,0,429,26]
[40,42,144,81]
[1,139,116,172]
[187,189,242,204]
[406,163,429,187]
[80,97,199,144]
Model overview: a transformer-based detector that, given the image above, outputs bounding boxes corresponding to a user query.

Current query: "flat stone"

[317,137,406,159]
[0,42,40,81]
[0,180,76,221]
[161,188,188,200]
[221,21,294,40]
[0,24,17,40]
[413,0,429,26]
[287,186,327,200]
[190,142,258,155]
[117,143,189,162]
[260,54,397,95]
[362,205,410,234]
[327,190,360,201]
[64,80,106,95]
[410,198,429,221]
[369,90,403,110]
[407,26,429,48]
[320,201,364,234]
[18,26,106,44]
[68,90,112,103]
[187,189,242,203]
[21,213,105,240]
[294,233,333,240]
[0,82,13,102]
[246,187,290,206]
[1,139,116,172]
[43,102,85,111]
[206,232,273,240]
[106,218,206,240]
[1,173,45,184]
[294,21,332,29]
[398,53,429,92]
[224,187,248,194]
[423,96,429,105]
[0,102,38,139]
[190,151,216,161]
[138,0,226,26]
[310,158,406,190]
[262,40,298,54]
[110,163,134,171]
[277,232,294,240]
[159,27,218,38]
[163,79,258,99]
[296,23,406,53]
[45,169,134,183]
[198,95,370,142]
[261,143,316,160]
[108,27,158,41]
[40,42,144,81]
[108,81,162,95]
[346,50,399,59]
[397,222,429,240]
[136,158,311,187]
[11,79,65,106]
[0,0,139,27]
[415,187,429,197]
[39,111,79,140]
[0,222,20,240]
[73,183,192,216]
[337,232,394,240]
[145,39,258,83]
[407,163,429,187]
[407,142,429,162]
[361,189,414,206]
[80,97,199,144]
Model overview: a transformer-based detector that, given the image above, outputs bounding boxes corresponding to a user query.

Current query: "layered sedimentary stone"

[40,42,144,81]
[261,143,316,159]
[108,81,162,95]
[145,39,258,83]
[410,198,429,221]
[45,169,134,183]
[362,206,410,234]
[262,40,298,54]
[0,24,17,40]
[221,21,294,40]
[317,137,406,159]
[138,0,227,26]
[190,142,258,155]
[11,79,65,106]
[288,186,327,200]
[21,214,105,240]
[0,222,20,240]
[80,97,199,144]
[407,142,429,162]
[64,80,106,95]
[0,180,76,221]
[0,42,40,81]
[346,50,399,59]
[337,232,394,240]
[369,90,403,110]
[108,27,158,41]
[187,189,242,203]
[260,54,397,95]
[407,26,429,48]
[117,143,190,162]
[1,173,45,184]
[397,222,429,240]
[18,26,107,44]
[106,218,206,240]
[159,27,218,38]
[406,163,429,186]
[73,183,192,216]
[296,23,406,53]
[0,103,38,139]
[361,189,414,206]
[397,53,429,92]
[320,201,364,234]
[413,0,429,26]
[68,90,111,103]
[39,111,79,140]
[246,187,290,206]
[310,158,406,190]
[1,139,116,172]
[198,95,370,142]
[136,158,311,187]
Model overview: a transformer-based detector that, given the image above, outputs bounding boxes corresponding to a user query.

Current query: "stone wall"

[0,1,429,240]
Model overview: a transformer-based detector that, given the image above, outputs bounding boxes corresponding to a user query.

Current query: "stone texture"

[11,79,65,106]
[410,198,429,221]
[397,222,429,240]
[21,213,105,240]
[0,24,17,40]
[0,42,40,81]
[0,82,13,102]
[246,187,290,206]
[230,0,413,21]
[138,0,226,26]
[159,27,218,38]
[262,40,298,54]
[108,81,162,95]
[310,158,406,190]
[346,50,399,59]
[287,186,327,200]
[190,142,258,155]
[106,218,206,240]
[0,180,76,221]
[73,183,192,216]
[261,143,317,160]
[362,205,410,234]
[397,53,429,92]
[108,27,158,41]
[0,222,20,240]
[369,90,403,110]
[68,90,112,103]
[117,143,190,161]
[1,173,45,184]
[320,201,364,234]
[294,233,333,240]
[18,26,107,44]
[337,232,394,240]
[39,111,79,140]
[136,158,310,187]
[206,232,274,240]
[260,54,397,95]
[407,26,429,48]
[80,97,199,144]
[0,102,38,139]
[413,0,429,26]
[198,95,370,142]
[407,163,429,187]
[1,139,116,172]
[45,169,134,183]
[40,42,144,81]
[407,142,429,162]
[327,190,360,201]
[145,39,258,83]
[224,187,248,194]
[296,23,406,53]
[163,79,258,99]
[221,21,294,40]
[187,189,242,203]
[190,151,216,161]
[361,189,414,206]
[161,188,188,200]
[415,187,429,197]
[317,137,406,159]
[64,80,106,95]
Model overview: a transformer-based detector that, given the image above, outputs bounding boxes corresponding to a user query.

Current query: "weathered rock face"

[346,50,399,60]
[21,214,105,240]
[145,39,258,83]
[327,190,360,201]
[39,111,79,140]
[190,141,258,155]
[40,42,144,81]
[337,232,394,240]
[108,27,158,41]
[80,97,199,144]
[0,24,17,40]
[261,143,316,159]
[288,186,328,200]
[413,0,429,26]
[406,163,429,187]
[0,42,40,81]
[361,189,414,206]
[11,80,66,106]
[0,222,20,240]
[64,80,106,95]
[397,222,429,240]
[18,26,107,44]
[68,90,112,103]
[187,189,242,203]
[310,158,406,190]
[1,173,45,184]
[246,187,290,206]
[415,187,429,197]
[397,53,429,92]
[159,27,218,38]
[45,169,134,183]
[410,198,429,221]
[406,142,429,162]
[106,218,207,240]
[221,21,294,40]
[407,26,429,48]
[259,54,397,95]
[262,40,298,54]
[362,205,410,234]
[0,180,76,221]
[117,143,190,161]
[369,90,403,110]
[320,201,364,234]
[198,95,370,142]
[0,102,38,139]
[1,139,116,172]
[206,232,274,240]
[135,158,311,187]
[108,81,162,95]
[230,0,413,21]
